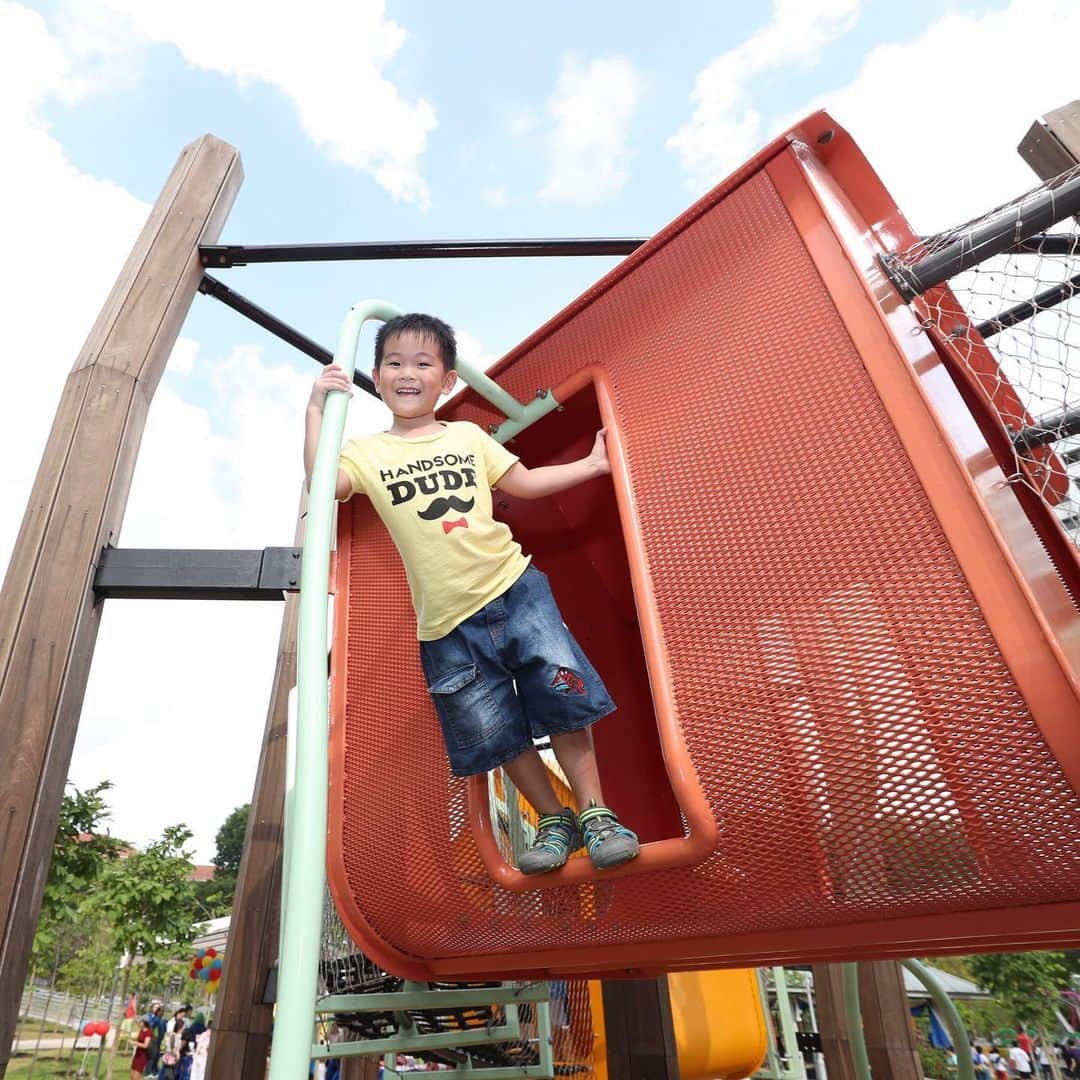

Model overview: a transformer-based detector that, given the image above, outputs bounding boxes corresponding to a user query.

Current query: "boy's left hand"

[589,428,612,475]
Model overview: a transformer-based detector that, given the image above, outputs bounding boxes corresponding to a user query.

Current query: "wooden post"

[812,964,858,1080]
[1018,100,1080,178]
[857,960,922,1080]
[0,134,242,1078]
[207,490,302,1080]
[601,976,679,1080]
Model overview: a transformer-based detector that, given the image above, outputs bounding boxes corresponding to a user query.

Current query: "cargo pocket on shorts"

[427,663,504,751]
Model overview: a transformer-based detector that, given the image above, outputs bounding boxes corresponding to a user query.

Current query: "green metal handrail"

[902,958,974,1080]
[842,961,976,1080]
[843,963,873,1080]
[268,299,401,1080]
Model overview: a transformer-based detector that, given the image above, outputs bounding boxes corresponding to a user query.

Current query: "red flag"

[124,994,136,1020]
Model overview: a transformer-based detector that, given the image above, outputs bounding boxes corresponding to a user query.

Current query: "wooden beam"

[857,960,922,1080]
[207,489,302,1080]
[812,964,858,1080]
[601,976,679,1080]
[0,134,242,1078]
[1019,100,1080,178]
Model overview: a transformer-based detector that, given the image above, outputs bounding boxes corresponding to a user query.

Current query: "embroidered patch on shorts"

[551,667,586,695]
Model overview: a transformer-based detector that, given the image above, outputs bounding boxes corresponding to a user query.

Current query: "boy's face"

[372,331,457,419]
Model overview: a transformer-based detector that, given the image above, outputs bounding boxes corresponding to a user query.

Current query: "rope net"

[890,166,1080,546]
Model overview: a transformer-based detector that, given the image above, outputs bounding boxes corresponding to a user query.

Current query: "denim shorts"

[419,564,616,777]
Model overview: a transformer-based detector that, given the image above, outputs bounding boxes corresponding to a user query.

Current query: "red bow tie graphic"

[442,517,468,534]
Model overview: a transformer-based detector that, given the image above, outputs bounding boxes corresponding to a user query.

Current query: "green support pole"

[901,959,975,1080]
[268,302,568,1079]
[455,356,560,442]
[268,299,402,1080]
[773,967,807,1080]
[842,963,873,1080]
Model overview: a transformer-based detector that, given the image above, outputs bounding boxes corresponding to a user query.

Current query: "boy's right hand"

[308,363,353,410]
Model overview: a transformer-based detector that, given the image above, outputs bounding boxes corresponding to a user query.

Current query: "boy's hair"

[374,313,457,371]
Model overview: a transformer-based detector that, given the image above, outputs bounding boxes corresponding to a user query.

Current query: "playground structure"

[2,101,1080,1079]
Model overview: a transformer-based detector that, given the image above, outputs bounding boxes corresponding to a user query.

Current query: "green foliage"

[88,824,206,973]
[919,1044,950,1079]
[966,952,1067,1029]
[213,804,249,878]
[192,874,236,919]
[31,781,122,974]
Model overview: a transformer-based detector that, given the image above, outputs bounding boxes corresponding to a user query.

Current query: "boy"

[304,313,638,875]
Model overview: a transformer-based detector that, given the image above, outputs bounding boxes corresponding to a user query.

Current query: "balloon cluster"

[82,1020,110,1038]
[190,947,223,990]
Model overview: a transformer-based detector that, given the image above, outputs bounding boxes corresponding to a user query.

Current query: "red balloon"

[95,1021,111,1036]
[193,957,204,969]
[206,948,217,958]
[209,967,221,981]
[82,1022,95,1036]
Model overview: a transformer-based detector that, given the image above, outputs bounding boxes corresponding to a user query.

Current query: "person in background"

[989,1046,1009,1080]
[1035,1042,1052,1080]
[143,1001,166,1077]
[1063,1038,1080,1079]
[1010,1039,1034,1080]
[159,1016,184,1080]
[189,1021,212,1080]
[179,1012,206,1080]
[130,1018,152,1080]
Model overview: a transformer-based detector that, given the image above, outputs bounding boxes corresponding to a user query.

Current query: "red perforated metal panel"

[327,118,1080,981]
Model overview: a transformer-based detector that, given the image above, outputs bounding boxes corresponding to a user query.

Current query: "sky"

[3,0,1079,862]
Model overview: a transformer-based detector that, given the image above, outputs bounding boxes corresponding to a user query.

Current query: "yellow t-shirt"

[338,421,531,640]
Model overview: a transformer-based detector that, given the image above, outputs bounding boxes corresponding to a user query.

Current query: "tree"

[213,803,250,878]
[30,781,122,978]
[967,951,1068,1031]
[87,824,205,1077]
[192,803,250,917]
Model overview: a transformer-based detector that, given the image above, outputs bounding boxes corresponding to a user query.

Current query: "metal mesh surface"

[330,158,1080,978]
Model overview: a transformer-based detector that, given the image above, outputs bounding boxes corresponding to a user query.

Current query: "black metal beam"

[94,547,302,601]
[199,237,648,268]
[975,269,1080,338]
[883,170,1080,299]
[1011,405,1080,451]
[1014,232,1080,256]
[198,274,378,396]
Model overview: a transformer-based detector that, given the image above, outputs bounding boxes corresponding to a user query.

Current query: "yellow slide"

[588,968,768,1079]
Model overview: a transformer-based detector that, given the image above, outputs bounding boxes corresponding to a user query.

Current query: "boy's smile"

[373,331,457,426]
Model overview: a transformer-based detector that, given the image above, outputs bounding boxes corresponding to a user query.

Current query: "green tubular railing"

[902,959,974,1080]
[268,299,401,1080]
[268,299,566,1079]
[841,961,975,1080]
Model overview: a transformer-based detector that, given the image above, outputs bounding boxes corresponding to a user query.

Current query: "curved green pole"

[902,959,975,1080]
[268,299,401,1080]
[843,963,873,1080]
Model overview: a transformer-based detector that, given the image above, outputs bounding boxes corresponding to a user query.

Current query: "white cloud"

[806,0,1080,235]
[0,2,398,861]
[58,0,436,209]
[456,329,498,376]
[69,345,391,861]
[0,1,148,574]
[481,185,509,208]
[169,337,199,376]
[540,55,643,205]
[667,0,861,192]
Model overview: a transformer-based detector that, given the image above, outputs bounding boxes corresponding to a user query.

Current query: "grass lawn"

[5,1049,88,1078]
[13,1019,76,1040]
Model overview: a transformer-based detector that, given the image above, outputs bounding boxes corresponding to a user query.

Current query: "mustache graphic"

[417,495,475,520]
